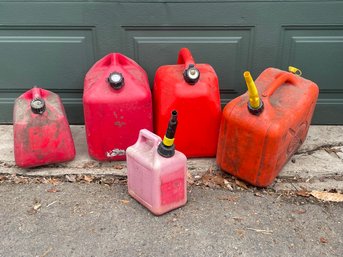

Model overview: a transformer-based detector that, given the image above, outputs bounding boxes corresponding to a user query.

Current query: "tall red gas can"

[153,48,221,157]
[13,87,75,168]
[83,53,152,161]
[216,67,319,187]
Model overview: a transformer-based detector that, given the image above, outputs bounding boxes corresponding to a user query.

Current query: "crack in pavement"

[295,143,343,159]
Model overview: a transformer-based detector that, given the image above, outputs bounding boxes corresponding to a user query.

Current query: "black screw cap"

[157,144,176,158]
[108,72,124,89]
[30,98,46,114]
[183,64,200,85]
[247,100,264,116]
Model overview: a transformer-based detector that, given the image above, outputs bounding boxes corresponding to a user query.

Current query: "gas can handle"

[177,48,200,85]
[262,72,298,97]
[31,86,42,100]
[177,48,195,67]
[137,129,162,148]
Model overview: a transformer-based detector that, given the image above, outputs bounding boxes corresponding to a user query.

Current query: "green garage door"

[0,0,342,124]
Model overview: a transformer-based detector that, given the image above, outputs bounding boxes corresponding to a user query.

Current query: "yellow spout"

[243,71,260,109]
[288,66,302,76]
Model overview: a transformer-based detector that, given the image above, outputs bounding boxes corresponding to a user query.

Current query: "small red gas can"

[216,67,319,187]
[83,53,152,161]
[153,48,221,157]
[13,87,75,168]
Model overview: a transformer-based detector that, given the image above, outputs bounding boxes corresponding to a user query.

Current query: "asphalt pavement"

[0,182,342,257]
[0,125,342,256]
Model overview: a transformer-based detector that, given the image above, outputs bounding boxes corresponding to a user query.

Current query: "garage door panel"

[0,1,342,124]
[279,25,343,124]
[123,26,254,102]
[0,26,95,90]
[0,26,96,123]
[313,100,343,124]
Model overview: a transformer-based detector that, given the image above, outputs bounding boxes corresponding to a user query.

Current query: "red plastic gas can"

[13,87,75,168]
[83,53,153,161]
[216,67,319,187]
[153,48,221,157]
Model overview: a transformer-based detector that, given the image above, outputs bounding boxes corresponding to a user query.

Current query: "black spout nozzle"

[158,110,178,158]
[165,110,178,139]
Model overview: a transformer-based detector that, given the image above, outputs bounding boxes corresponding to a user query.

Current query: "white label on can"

[106,148,126,157]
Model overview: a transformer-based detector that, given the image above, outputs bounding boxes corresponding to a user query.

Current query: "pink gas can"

[126,111,187,215]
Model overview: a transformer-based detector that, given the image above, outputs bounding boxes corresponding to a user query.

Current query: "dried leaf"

[28,200,42,214]
[292,209,307,214]
[47,178,60,186]
[310,191,343,202]
[320,237,328,244]
[47,187,60,193]
[187,172,194,185]
[235,179,248,190]
[236,229,245,238]
[323,147,342,154]
[203,176,221,187]
[83,175,94,183]
[213,175,225,187]
[226,183,233,191]
[100,177,116,185]
[120,199,130,204]
[208,166,214,175]
[83,161,99,168]
[254,192,263,197]
[65,175,76,182]
[199,168,228,188]
[13,176,29,184]
[296,190,310,197]
[27,200,42,214]
[33,203,42,211]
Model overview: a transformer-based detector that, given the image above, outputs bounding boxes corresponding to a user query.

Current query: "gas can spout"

[243,71,264,115]
[158,110,178,157]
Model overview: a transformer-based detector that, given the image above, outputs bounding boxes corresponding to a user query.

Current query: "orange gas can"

[216,67,319,187]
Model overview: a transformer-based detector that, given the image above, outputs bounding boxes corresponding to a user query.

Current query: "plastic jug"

[13,87,75,168]
[127,111,187,215]
[216,67,319,187]
[153,48,221,158]
[83,53,153,161]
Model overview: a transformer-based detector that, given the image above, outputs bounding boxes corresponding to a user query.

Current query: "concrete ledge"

[1,125,342,191]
